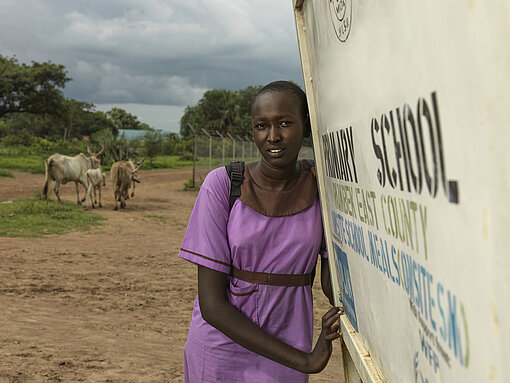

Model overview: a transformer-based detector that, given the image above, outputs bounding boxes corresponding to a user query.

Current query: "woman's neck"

[250,159,301,192]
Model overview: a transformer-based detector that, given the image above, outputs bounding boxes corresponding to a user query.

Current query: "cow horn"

[96,142,105,158]
[134,156,146,172]
[87,141,93,155]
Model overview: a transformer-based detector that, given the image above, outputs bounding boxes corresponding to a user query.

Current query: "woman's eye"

[255,123,266,129]
[280,121,291,127]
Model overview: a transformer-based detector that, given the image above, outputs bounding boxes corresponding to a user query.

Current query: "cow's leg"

[120,186,126,208]
[131,180,136,198]
[75,181,82,204]
[85,184,93,209]
[98,187,102,208]
[54,181,61,203]
[93,187,98,206]
[114,190,119,210]
[78,176,89,204]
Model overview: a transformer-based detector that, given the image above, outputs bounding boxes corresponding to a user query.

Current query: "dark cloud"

[1,1,301,100]
[0,0,303,130]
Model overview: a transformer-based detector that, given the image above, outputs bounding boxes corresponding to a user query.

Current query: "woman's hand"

[198,266,344,374]
[305,306,344,373]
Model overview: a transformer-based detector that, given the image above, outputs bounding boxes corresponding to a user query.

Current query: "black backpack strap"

[225,161,245,212]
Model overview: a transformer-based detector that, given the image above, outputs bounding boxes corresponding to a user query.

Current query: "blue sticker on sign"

[333,242,359,332]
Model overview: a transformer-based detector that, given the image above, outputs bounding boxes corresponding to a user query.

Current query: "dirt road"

[0,168,344,382]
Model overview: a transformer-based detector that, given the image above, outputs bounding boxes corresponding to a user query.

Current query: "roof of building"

[118,129,147,140]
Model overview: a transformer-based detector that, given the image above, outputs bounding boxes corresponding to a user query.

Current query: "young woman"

[179,81,342,382]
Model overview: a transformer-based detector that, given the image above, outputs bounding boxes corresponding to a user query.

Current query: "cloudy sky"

[0,0,304,133]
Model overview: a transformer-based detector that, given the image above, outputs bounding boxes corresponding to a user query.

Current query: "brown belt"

[230,267,312,287]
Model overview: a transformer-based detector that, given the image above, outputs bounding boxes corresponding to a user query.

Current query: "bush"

[0,169,13,178]
[183,178,202,191]
[179,153,196,161]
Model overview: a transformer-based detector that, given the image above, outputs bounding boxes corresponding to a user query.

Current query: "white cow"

[42,143,104,204]
[84,168,106,209]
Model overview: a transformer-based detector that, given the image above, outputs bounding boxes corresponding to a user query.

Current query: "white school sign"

[293,1,510,382]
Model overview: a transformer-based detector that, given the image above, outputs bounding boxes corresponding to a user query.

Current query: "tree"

[106,107,150,132]
[0,98,116,140]
[179,85,262,138]
[60,99,116,139]
[143,130,164,165]
[179,105,202,138]
[0,55,70,118]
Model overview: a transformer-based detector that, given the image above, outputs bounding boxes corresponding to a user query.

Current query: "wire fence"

[192,131,314,185]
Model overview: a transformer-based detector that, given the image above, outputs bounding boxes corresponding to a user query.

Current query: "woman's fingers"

[322,311,341,329]
[325,332,342,341]
[323,307,340,319]
[322,307,340,326]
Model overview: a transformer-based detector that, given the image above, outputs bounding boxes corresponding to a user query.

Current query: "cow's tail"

[116,165,121,186]
[115,165,122,203]
[42,158,52,200]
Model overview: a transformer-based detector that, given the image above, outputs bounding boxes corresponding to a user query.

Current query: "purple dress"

[179,160,327,382]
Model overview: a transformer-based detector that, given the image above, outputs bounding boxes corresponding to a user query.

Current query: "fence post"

[236,135,245,161]
[188,123,198,188]
[245,135,254,160]
[215,130,225,165]
[227,132,235,161]
[202,128,212,170]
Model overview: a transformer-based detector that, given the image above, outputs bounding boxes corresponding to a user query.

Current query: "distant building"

[118,129,147,140]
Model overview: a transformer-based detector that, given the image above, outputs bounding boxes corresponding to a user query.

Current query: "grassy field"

[0,150,258,175]
[0,154,46,174]
[0,198,105,238]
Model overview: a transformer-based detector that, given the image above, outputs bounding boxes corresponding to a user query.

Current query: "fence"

[191,128,314,185]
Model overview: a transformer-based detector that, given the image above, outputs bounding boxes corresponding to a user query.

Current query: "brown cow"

[110,157,145,200]
[110,161,142,210]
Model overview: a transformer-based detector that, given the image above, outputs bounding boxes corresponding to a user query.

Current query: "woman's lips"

[267,148,285,157]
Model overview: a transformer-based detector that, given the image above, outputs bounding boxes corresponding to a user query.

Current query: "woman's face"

[252,91,306,168]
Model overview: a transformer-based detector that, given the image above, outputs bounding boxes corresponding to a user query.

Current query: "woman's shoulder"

[201,166,230,199]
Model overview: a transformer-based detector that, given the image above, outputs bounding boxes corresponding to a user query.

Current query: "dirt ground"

[0,168,344,383]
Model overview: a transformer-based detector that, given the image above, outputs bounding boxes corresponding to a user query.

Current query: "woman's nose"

[267,125,281,143]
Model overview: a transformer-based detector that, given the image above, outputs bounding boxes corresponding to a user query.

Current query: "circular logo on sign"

[329,0,352,42]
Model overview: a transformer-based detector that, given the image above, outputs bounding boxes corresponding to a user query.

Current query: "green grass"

[0,198,105,238]
[143,214,167,223]
[0,169,13,178]
[0,155,46,174]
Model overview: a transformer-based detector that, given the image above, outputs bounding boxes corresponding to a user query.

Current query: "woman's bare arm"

[321,257,335,306]
[198,265,341,374]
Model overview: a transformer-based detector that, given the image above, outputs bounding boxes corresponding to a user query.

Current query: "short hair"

[253,80,311,137]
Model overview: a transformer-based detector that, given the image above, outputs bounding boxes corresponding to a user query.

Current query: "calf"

[84,168,106,209]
